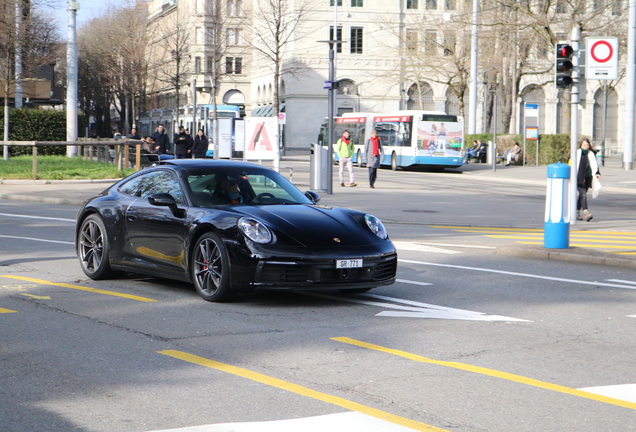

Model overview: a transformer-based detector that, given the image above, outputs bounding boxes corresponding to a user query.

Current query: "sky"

[47,0,122,37]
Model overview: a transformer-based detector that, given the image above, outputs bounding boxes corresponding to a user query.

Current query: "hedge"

[0,108,86,156]
[465,133,576,165]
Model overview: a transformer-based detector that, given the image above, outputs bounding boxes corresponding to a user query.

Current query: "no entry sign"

[586,37,618,80]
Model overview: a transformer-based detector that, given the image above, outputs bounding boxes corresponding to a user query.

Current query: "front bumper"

[230,251,397,291]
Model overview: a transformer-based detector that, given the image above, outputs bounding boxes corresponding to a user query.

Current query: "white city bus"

[330,110,464,170]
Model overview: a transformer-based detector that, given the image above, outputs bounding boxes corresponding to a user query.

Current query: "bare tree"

[0,0,60,156]
[148,6,195,125]
[77,3,149,137]
[247,0,315,119]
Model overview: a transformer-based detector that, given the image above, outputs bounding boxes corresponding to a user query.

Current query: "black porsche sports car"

[75,159,397,301]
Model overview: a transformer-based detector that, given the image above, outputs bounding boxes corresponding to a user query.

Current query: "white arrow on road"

[306,291,531,322]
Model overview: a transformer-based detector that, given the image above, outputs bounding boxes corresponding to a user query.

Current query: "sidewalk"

[1,155,636,269]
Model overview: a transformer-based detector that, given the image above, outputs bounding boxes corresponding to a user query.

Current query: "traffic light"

[555,43,574,89]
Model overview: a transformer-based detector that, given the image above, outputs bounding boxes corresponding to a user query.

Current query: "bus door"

[372,116,412,163]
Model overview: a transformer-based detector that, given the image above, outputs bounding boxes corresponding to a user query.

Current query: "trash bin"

[544,162,571,249]
[310,143,329,192]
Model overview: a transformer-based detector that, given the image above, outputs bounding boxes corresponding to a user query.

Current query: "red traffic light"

[556,44,573,58]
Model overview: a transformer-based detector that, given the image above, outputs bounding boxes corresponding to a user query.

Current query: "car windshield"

[186,167,312,207]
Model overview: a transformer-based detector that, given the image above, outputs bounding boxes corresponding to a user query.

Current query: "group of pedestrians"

[128,124,211,160]
[336,129,384,189]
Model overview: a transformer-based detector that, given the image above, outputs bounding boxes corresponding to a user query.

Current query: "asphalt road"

[2,170,636,432]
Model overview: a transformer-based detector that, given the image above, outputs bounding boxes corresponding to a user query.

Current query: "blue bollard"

[544,162,571,249]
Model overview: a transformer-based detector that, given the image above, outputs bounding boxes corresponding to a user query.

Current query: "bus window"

[374,121,411,147]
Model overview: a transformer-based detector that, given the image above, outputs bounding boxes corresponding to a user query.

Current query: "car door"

[124,170,192,278]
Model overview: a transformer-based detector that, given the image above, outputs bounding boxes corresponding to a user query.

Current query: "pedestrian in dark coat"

[150,125,171,159]
[363,130,384,188]
[173,125,192,159]
[192,129,209,158]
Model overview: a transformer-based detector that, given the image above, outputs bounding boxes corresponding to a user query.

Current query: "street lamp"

[317,38,345,194]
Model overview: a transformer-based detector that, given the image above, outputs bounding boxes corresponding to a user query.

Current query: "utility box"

[544,162,571,249]
[310,143,329,192]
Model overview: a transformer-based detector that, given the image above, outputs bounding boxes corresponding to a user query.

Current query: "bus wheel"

[357,150,363,168]
[391,153,398,171]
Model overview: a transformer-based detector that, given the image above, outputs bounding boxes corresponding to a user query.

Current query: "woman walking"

[363,130,384,188]
[575,138,601,221]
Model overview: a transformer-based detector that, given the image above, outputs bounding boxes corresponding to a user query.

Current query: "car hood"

[231,204,386,249]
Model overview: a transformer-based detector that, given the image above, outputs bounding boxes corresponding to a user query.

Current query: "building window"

[556,0,567,13]
[227,0,243,16]
[443,32,455,56]
[226,28,243,46]
[406,29,418,52]
[426,0,437,10]
[445,0,455,10]
[425,29,437,55]
[351,0,363,6]
[195,57,202,73]
[225,57,243,74]
[330,0,343,5]
[207,57,214,73]
[206,27,214,43]
[407,0,418,8]
[329,26,343,53]
[612,0,622,15]
[350,27,363,54]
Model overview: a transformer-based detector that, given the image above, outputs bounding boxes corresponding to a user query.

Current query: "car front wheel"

[192,232,233,302]
[78,214,116,280]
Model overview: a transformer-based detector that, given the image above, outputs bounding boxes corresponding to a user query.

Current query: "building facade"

[146,0,630,156]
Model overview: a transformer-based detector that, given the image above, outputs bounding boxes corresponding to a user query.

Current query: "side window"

[136,171,186,204]
[119,174,145,196]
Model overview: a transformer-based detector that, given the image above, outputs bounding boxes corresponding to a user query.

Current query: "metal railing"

[1,140,150,178]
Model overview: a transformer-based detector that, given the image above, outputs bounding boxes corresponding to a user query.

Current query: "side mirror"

[148,193,186,218]
[305,191,320,204]
[148,193,177,207]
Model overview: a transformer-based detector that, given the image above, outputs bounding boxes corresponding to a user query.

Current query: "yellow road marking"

[0,275,156,302]
[0,308,17,313]
[490,235,636,244]
[332,337,636,410]
[21,294,51,300]
[517,242,636,250]
[430,225,542,232]
[432,226,636,236]
[158,349,448,432]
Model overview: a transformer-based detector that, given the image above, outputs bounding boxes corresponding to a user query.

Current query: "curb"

[0,179,118,185]
[0,193,86,206]
[496,245,636,270]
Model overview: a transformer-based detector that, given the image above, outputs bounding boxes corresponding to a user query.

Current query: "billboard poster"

[234,119,245,151]
[218,118,233,158]
[244,117,279,161]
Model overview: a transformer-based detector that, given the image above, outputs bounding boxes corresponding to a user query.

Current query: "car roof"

[158,159,269,172]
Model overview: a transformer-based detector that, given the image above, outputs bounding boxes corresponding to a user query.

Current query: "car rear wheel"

[192,232,233,302]
[356,150,363,168]
[78,214,117,280]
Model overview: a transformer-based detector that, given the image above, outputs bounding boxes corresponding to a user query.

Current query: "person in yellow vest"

[337,130,357,187]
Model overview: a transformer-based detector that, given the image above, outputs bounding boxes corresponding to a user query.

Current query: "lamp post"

[318,39,344,195]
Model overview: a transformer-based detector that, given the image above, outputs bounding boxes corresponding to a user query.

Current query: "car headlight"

[365,214,388,240]
[238,217,273,244]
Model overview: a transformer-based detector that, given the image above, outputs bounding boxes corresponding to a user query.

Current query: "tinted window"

[187,167,311,206]
[119,170,185,204]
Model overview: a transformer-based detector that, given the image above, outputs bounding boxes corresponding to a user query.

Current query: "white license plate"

[336,259,363,269]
